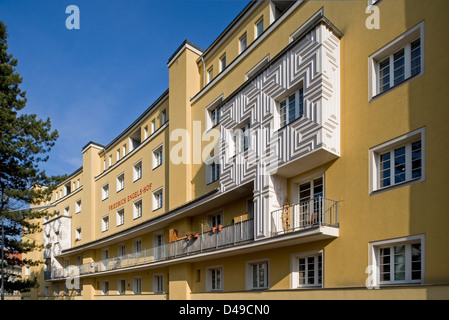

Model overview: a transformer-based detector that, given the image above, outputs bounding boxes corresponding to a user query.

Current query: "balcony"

[271,197,338,237]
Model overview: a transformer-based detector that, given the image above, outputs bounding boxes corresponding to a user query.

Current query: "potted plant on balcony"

[211,226,217,233]
[218,224,223,232]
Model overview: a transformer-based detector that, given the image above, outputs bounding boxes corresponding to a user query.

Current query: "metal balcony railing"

[48,219,254,280]
[271,197,338,236]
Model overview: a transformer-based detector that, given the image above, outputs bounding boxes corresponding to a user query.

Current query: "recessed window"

[255,17,264,38]
[75,199,81,214]
[64,206,70,216]
[369,22,424,99]
[117,148,121,161]
[239,33,247,54]
[144,126,148,140]
[116,173,125,192]
[102,281,109,295]
[123,144,127,157]
[207,266,223,292]
[133,199,142,220]
[153,145,163,169]
[207,67,213,84]
[370,128,425,193]
[162,110,166,124]
[219,54,226,72]
[206,161,220,184]
[247,260,268,290]
[152,189,163,211]
[102,183,109,200]
[108,155,112,167]
[75,227,82,241]
[118,279,126,295]
[117,208,125,226]
[232,122,250,155]
[153,274,164,293]
[133,161,142,182]
[133,277,142,294]
[64,182,71,196]
[151,119,156,134]
[101,215,109,232]
[129,128,141,152]
[291,252,323,288]
[279,88,304,127]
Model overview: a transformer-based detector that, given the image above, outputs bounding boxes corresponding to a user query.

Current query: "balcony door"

[298,177,324,225]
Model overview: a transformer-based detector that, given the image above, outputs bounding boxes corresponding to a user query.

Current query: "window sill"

[370,176,424,196]
[370,72,422,102]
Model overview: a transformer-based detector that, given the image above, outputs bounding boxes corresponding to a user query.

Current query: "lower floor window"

[248,261,268,290]
[292,252,323,288]
[153,274,164,293]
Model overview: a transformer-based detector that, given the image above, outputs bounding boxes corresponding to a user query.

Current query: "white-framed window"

[152,188,163,211]
[133,277,142,294]
[108,155,112,167]
[144,126,148,139]
[291,251,323,288]
[101,215,109,232]
[44,286,49,297]
[133,239,142,255]
[206,95,223,130]
[369,22,424,99]
[153,274,164,293]
[369,128,425,193]
[239,32,247,54]
[101,183,109,200]
[207,67,213,84]
[219,54,226,72]
[232,122,250,154]
[151,119,156,134]
[133,199,142,220]
[133,160,142,182]
[118,243,126,257]
[255,17,264,38]
[75,199,81,214]
[369,235,424,286]
[117,148,121,161]
[206,266,223,292]
[245,54,270,80]
[75,227,82,241]
[64,206,70,216]
[247,260,269,290]
[208,212,223,228]
[116,173,125,192]
[101,281,109,295]
[116,208,125,226]
[279,88,304,127]
[153,233,165,260]
[206,161,220,185]
[118,279,126,295]
[162,110,166,124]
[152,145,163,169]
[123,144,127,157]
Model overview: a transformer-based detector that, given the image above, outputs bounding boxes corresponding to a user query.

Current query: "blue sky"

[0,0,249,177]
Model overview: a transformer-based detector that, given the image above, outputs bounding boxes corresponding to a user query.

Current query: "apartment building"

[22,0,449,300]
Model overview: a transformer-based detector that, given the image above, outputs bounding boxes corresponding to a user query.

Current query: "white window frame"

[153,232,165,260]
[118,279,126,295]
[101,183,109,201]
[206,95,223,131]
[101,281,109,295]
[207,212,223,228]
[205,155,220,185]
[369,127,425,193]
[152,144,163,169]
[116,173,125,192]
[151,119,156,134]
[232,121,250,155]
[133,238,142,255]
[206,266,224,292]
[207,67,213,84]
[75,199,81,214]
[279,87,304,128]
[64,206,70,216]
[369,22,424,99]
[133,160,142,182]
[255,17,264,39]
[101,215,109,232]
[239,32,247,54]
[116,208,125,226]
[153,274,164,293]
[123,144,127,157]
[152,188,163,211]
[117,148,121,161]
[75,227,82,241]
[369,234,425,287]
[246,259,269,290]
[162,110,166,124]
[133,199,143,220]
[144,126,148,139]
[133,277,142,294]
[291,250,323,288]
[219,54,226,72]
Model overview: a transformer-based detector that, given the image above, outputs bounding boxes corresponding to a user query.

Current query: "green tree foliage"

[0,21,66,294]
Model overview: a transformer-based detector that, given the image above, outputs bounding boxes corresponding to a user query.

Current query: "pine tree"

[0,21,66,296]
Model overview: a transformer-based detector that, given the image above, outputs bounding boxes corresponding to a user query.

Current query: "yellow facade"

[23,0,449,300]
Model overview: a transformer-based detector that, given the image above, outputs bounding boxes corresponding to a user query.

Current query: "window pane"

[288,93,296,124]
[393,49,405,85]
[380,247,391,281]
[411,243,421,280]
[298,88,304,117]
[394,245,406,281]
[380,152,391,187]
[280,101,286,127]
[379,57,390,93]
[317,255,322,284]
[394,147,406,184]
[307,257,315,285]
[298,258,306,285]
[410,39,421,76]
[411,140,422,179]
[299,182,311,202]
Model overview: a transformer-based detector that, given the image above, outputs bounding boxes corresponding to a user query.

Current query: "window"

[291,252,323,288]
[102,281,109,295]
[207,267,223,292]
[153,145,163,169]
[210,107,220,128]
[101,215,109,232]
[133,161,142,182]
[233,122,250,154]
[369,22,424,99]
[153,189,163,211]
[279,88,304,127]
[64,206,70,216]
[129,128,141,151]
[123,144,127,157]
[133,239,142,255]
[255,17,264,38]
[102,183,109,200]
[116,173,125,192]
[151,119,156,134]
[118,279,126,295]
[369,235,424,286]
[370,128,425,193]
[206,161,220,184]
[206,95,223,130]
[208,213,223,228]
[117,149,121,161]
[144,126,148,139]
[64,182,71,196]
[154,233,164,261]
[117,208,125,226]
[133,277,142,294]
[75,199,81,214]
[153,274,164,293]
[133,199,142,220]
[162,110,166,124]
[219,54,226,72]
[118,243,126,257]
[239,33,247,53]
[298,177,324,222]
[108,155,112,167]
[247,260,268,290]
[207,67,213,84]
[75,227,82,241]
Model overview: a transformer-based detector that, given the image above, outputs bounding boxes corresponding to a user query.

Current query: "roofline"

[167,39,204,67]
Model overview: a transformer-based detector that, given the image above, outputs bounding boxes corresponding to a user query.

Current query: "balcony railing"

[48,219,254,280]
[271,197,338,236]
